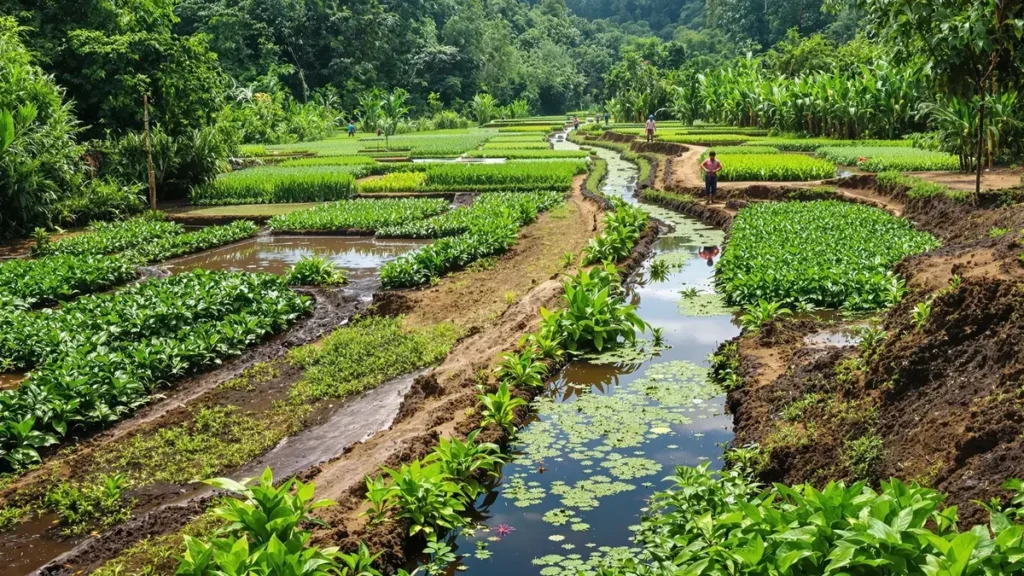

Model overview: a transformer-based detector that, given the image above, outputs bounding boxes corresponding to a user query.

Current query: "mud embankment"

[722,182,1024,526]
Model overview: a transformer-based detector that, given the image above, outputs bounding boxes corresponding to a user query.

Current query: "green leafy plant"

[479,382,526,434]
[648,259,671,282]
[912,299,934,330]
[380,460,467,538]
[494,349,548,389]
[540,266,648,353]
[518,332,565,363]
[42,473,131,535]
[270,197,448,233]
[175,467,360,576]
[602,464,1024,576]
[424,430,504,501]
[285,255,349,286]
[739,300,792,331]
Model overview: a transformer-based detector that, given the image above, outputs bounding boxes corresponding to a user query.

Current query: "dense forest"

[2,0,1023,238]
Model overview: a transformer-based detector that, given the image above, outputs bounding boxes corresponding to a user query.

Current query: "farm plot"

[699,146,779,158]
[360,132,493,157]
[357,161,587,193]
[379,192,566,287]
[816,146,960,171]
[268,198,450,233]
[0,270,312,469]
[0,220,259,307]
[465,149,589,159]
[748,137,912,152]
[377,192,563,238]
[716,154,836,181]
[717,200,940,310]
[193,167,358,205]
[660,133,754,146]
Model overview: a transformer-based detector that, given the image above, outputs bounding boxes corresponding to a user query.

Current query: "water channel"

[431,132,739,575]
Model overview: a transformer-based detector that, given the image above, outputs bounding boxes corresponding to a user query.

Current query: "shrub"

[285,255,348,286]
[0,17,90,238]
[583,202,649,264]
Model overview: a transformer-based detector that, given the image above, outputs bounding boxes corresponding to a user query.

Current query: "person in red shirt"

[701,151,723,203]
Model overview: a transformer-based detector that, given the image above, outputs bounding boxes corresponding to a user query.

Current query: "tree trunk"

[976,96,986,198]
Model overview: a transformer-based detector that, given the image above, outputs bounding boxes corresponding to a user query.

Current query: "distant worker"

[701,151,723,204]
[604,112,610,126]
[645,115,656,142]
[573,115,580,131]
[347,120,356,137]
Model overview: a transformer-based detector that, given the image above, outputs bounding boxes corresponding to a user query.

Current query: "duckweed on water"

[676,292,734,317]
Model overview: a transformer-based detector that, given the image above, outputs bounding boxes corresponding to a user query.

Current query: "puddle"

[233,370,425,480]
[163,235,428,292]
[2,512,81,576]
[428,135,737,576]
[804,326,864,347]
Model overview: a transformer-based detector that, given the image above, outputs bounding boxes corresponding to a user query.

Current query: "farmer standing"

[573,115,580,131]
[701,151,723,204]
[604,112,610,126]
[645,115,656,142]
[347,120,356,137]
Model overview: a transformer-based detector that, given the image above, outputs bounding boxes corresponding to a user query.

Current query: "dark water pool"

[164,235,429,289]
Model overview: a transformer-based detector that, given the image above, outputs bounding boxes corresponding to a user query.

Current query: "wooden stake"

[144,94,157,210]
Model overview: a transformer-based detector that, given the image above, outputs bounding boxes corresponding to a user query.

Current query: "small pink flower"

[496,524,516,537]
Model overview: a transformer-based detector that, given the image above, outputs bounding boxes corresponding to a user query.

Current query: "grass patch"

[288,317,459,403]
[94,404,309,485]
[268,197,449,232]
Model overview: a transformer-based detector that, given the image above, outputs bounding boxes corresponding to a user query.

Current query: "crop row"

[353,161,587,193]
[192,167,357,205]
[0,270,312,469]
[717,154,836,181]
[717,200,940,310]
[465,149,589,159]
[360,132,493,157]
[38,219,185,257]
[278,155,376,168]
[377,192,563,238]
[815,146,960,171]
[0,221,258,308]
[699,146,779,158]
[480,141,550,150]
[268,198,450,232]
[747,137,912,151]
[379,194,563,287]
[0,255,137,309]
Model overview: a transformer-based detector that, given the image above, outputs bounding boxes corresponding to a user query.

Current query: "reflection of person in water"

[698,246,720,267]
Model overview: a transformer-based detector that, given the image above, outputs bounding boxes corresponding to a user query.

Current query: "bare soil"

[912,168,1023,192]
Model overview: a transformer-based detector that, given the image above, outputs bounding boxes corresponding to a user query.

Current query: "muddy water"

[164,235,428,292]
[431,137,738,575]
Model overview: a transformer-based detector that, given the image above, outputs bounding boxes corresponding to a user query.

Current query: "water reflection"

[164,235,428,285]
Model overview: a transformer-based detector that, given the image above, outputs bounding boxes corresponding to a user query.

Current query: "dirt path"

[836,187,906,217]
[670,144,706,188]
[912,168,1022,191]
[391,175,600,331]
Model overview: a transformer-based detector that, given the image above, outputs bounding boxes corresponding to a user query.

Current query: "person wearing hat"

[645,114,656,142]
